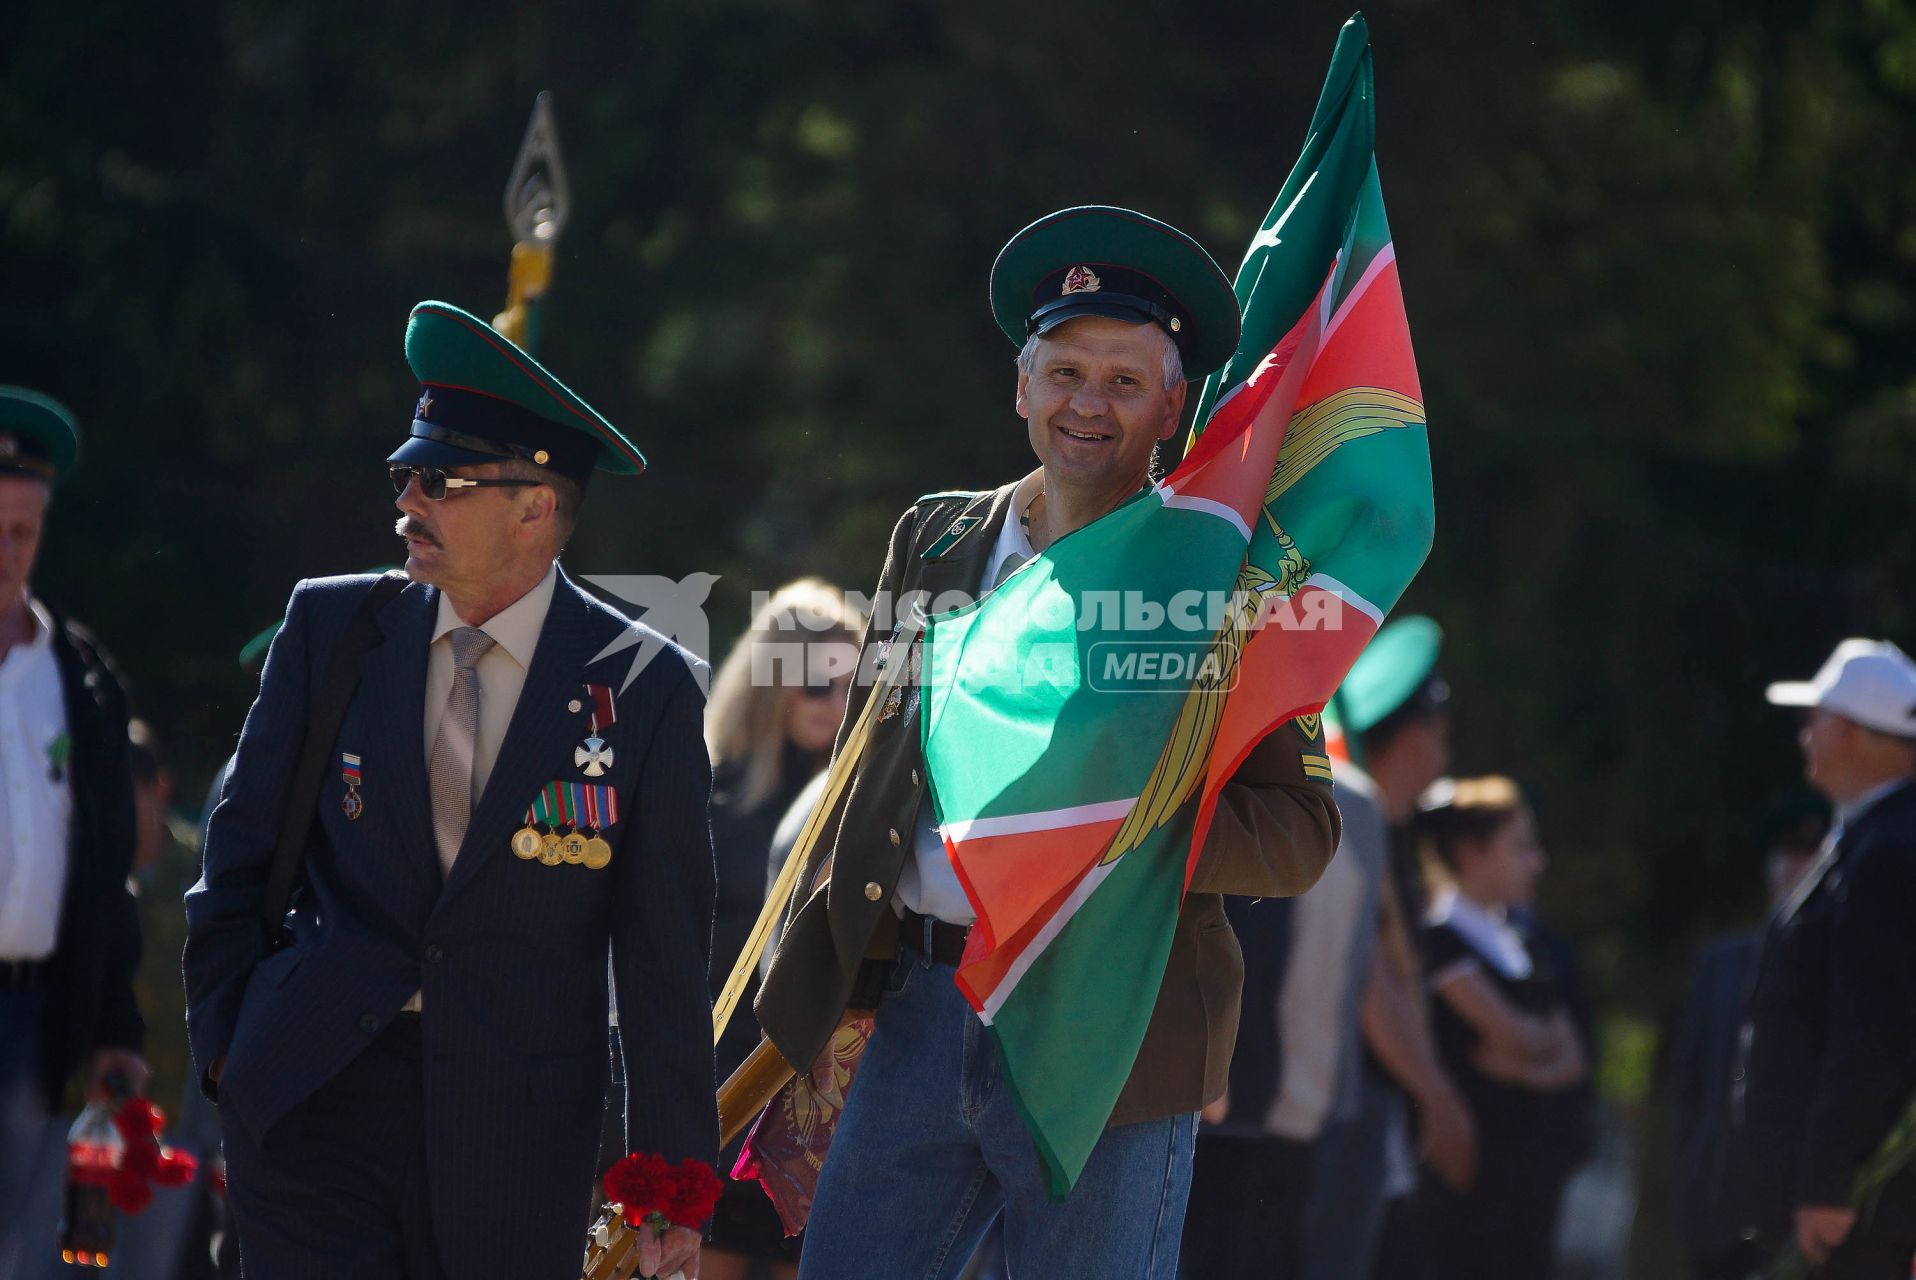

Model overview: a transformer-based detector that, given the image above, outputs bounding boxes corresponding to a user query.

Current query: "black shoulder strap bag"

[260,572,409,950]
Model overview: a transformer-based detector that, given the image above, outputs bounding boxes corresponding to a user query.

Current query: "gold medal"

[561,831,589,864]
[511,827,543,860]
[582,836,613,870]
[539,832,565,866]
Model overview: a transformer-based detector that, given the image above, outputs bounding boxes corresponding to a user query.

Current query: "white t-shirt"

[0,599,75,961]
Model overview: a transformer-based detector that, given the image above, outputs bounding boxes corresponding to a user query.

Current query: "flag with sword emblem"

[919,12,1432,1196]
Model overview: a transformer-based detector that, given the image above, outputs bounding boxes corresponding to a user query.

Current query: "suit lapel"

[897,487,1010,731]
[935,485,1015,585]
[436,569,600,908]
[358,580,440,896]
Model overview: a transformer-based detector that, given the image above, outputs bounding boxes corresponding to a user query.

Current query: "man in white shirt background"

[0,386,147,1276]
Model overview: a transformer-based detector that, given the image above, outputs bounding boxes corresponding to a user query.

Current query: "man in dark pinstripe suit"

[186,302,717,1279]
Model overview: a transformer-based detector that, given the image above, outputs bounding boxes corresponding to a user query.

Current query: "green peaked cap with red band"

[989,206,1242,379]
[391,300,645,482]
[0,386,80,484]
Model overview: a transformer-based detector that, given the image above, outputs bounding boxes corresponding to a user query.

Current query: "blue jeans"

[799,950,1196,1280]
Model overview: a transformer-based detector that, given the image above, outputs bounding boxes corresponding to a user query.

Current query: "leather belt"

[0,960,44,991]
[898,908,970,967]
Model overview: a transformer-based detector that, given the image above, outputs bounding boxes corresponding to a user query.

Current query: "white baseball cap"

[1766,638,1916,739]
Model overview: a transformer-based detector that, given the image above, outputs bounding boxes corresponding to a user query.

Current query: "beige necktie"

[429,626,495,875]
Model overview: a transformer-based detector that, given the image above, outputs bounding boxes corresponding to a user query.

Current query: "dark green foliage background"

[6,1,1912,1264]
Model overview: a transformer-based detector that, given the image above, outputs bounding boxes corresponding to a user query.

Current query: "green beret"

[237,620,282,672]
[389,300,644,483]
[1337,615,1445,735]
[240,566,399,668]
[0,386,79,484]
[989,206,1242,378]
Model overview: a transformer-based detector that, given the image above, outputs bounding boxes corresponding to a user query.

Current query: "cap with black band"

[989,206,1242,378]
[387,300,645,486]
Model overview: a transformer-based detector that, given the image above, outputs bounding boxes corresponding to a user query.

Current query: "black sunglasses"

[390,465,541,501]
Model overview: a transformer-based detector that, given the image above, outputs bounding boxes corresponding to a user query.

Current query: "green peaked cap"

[394,300,645,480]
[990,205,1242,378]
[1336,615,1444,735]
[0,386,80,484]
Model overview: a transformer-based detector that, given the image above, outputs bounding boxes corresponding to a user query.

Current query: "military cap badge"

[1062,265,1101,295]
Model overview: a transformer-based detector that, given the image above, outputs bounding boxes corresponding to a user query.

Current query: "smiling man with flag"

[756,14,1428,1277]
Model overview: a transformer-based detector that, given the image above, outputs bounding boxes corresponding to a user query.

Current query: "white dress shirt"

[0,599,74,961]
[422,564,558,803]
[896,479,1040,925]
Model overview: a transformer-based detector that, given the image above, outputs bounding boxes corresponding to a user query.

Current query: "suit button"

[425,944,445,964]
[911,769,920,787]
[359,1014,378,1033]
[889,828,902,847]
[864,881,883,901]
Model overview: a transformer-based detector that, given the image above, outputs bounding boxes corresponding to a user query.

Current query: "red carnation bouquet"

[582,1153,721,1279]
[112,1097,200,1212]
[67,1097,199,1214]
[602,1153,722,1233]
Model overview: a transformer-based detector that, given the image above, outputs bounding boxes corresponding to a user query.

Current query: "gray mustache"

[394,517,440,546]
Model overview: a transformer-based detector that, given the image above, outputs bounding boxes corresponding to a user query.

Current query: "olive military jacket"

[755,482,1341,1126]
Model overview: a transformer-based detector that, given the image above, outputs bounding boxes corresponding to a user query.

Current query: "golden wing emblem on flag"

[1267,386,1425,505]
[1102,560,1275,864]
[1099,388,1421,868]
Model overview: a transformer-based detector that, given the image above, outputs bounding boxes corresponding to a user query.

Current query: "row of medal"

[512,780,619,870]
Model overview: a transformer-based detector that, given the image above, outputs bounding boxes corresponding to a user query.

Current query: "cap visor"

[387,436,502,470]
[1764,680,1819,707]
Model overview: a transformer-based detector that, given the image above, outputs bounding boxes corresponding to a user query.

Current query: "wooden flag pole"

[710,610,923,1049]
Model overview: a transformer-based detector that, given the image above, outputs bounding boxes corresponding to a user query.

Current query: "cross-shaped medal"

[575,736,614,777]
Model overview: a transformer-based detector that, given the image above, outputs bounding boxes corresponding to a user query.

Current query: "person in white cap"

[1767,638,1916,802]
[1727,638,1916,1278]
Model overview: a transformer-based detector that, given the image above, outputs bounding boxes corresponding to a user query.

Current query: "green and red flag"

[919,12,1432,1195]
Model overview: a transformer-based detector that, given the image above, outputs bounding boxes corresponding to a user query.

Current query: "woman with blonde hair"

[703,577,864,1280]
[1413,775,1588,1280]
